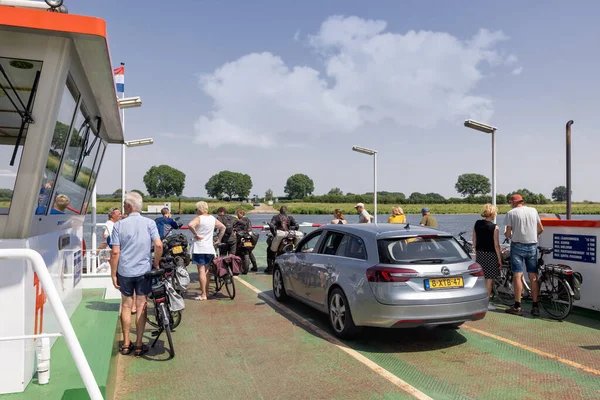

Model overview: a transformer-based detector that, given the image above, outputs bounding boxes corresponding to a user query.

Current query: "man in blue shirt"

[154,207,180,240]
[110,192,163,356]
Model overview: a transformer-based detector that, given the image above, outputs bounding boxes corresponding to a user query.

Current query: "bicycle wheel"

[225,267,236,300]
[147,303,182,329]
[493,270,515,306]
[159,303,175,358]
[539,275,573,320]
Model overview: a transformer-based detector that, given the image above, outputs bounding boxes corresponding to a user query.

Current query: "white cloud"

[194,15,520,148]
[0,169,16,177]
[512,66,523,75]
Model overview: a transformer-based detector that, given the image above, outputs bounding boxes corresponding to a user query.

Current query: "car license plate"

[425,277,464,290]
[172,245,183,254]
[243,242,253,248]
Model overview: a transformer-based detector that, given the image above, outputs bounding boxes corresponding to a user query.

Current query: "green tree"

[425,192,446,203]
[552,186,567,202]
[284,174,314,199]
[455,173,491,197]
[0,188,13,198]
[112,189,122,198]
[265,189,274,201]
[328,187,343,196]
[51,121,70,151]
[143,165,186,197]
[205,170,252,200]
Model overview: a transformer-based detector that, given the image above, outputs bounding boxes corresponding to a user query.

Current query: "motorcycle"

[160,232,191,293]
[236,230,259,274]
[264,222,301,273]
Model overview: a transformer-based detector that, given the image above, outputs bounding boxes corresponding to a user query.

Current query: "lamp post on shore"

[464,119,498,222]
[352,145,378,225]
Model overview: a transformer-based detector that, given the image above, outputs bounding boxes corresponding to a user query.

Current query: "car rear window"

[378,236,471,264]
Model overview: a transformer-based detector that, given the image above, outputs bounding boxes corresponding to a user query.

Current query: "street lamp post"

[352,145,378,225]
[464,119,498,222]
[122,138,153,211]
[117,96,143,212]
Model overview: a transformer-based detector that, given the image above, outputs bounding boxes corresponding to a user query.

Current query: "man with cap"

[504,193,544,316]
[354,203,373,223]
[420,207,437,228]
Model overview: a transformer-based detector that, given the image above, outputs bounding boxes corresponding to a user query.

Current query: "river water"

[83,213,598,248]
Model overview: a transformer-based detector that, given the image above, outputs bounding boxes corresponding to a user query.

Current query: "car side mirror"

[282,244,294,253]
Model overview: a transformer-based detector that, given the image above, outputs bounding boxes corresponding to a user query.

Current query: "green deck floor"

[0,289,120,400]
[2,242,600,399]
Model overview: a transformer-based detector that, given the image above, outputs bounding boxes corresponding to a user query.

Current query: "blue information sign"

[552,234,596,263]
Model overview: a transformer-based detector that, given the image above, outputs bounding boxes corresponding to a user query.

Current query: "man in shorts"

[504,194,544,316]
[110,192,163,356]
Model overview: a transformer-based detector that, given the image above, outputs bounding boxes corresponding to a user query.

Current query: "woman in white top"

[187,201,226,300]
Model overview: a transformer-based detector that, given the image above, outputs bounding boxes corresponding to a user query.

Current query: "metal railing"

[0,249,102,400]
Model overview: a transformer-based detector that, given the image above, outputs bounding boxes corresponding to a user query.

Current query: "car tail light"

[366,266,418,282]
[468,263,484,277]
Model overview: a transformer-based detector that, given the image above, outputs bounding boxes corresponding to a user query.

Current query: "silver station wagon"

[272,224,488,338]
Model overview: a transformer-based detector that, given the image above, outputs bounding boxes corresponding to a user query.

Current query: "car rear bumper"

[352,296,489,328]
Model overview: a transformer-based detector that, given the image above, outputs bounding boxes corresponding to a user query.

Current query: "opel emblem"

[441,266,450,276]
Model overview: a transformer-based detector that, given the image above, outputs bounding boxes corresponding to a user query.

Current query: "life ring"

[82,239,87,258]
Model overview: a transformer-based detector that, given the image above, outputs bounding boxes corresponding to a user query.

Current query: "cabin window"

[51,101,96,214]
[36,76,79,215]
[0,57,43,215]
[78,135,106,215]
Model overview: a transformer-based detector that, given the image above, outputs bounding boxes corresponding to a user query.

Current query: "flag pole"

[119,62,126,213]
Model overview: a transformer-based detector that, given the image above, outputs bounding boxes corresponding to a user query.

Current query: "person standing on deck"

[110,192,162,356]
[504,194,544,317]
[188,201,226,300]
[472,204,503,310]
[355,203,373,223]
[419,207,437,228]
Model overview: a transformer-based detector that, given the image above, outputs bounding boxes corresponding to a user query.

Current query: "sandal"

[119,342,134,355]
[134,343,149,357]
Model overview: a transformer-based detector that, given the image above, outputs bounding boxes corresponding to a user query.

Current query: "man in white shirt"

[100,207,121,249]
[504,194,544,317]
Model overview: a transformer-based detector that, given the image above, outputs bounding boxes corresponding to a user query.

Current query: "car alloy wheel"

[273,267,288,302]
[274,270,283,297]
[329,292,346,333]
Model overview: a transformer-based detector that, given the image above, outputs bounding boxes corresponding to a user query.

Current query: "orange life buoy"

[82,239,87,258]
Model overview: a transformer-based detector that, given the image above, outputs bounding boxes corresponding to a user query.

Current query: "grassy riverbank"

[2,200,600,215]
[282,202,600,215]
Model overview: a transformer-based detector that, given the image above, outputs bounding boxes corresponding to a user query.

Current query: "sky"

[6,0,600,201]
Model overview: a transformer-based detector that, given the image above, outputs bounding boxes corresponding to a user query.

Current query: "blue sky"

[68,0,600,201]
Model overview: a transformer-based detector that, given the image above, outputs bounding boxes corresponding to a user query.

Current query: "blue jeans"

[510,243,538,274]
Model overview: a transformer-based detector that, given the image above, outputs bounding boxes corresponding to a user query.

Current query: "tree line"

[9,165,569,204]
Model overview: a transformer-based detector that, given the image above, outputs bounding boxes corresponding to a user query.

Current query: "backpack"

[218,215,234,236]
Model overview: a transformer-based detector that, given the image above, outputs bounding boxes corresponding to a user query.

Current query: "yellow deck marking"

[236,277,432,400]
[463,325,600,376]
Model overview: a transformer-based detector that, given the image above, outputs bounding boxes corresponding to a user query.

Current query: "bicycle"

[210,243,236,300]
[456,231,473,255]
[147,259,183,330]
[492,244,580,320]
[145,268,176,358]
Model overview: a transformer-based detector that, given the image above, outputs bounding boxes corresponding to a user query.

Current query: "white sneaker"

[487,304,497,311]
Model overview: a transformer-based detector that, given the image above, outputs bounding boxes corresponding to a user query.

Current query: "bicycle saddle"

[538,246,553,255]
[144,268,166,279]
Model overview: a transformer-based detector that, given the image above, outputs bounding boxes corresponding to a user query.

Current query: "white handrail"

[0,249,103,400]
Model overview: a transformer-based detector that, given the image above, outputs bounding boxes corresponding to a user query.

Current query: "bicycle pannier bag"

[214,255,243,276]
[175,265,190,291]
[165,280,185,311]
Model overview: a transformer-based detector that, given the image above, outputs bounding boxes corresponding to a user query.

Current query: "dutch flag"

[113,65,124,94]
